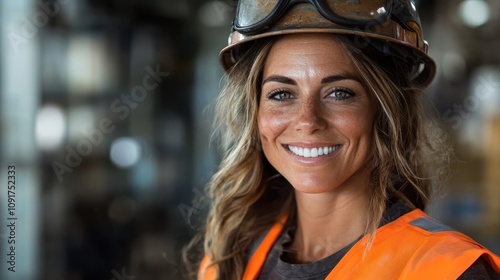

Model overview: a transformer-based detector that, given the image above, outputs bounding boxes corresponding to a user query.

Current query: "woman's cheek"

[258,107,290,140]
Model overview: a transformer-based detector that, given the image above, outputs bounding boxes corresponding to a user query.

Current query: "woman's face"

[258,33,377,194]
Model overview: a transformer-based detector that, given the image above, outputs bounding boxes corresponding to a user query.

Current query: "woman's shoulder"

[323,202,500,279]
[367,207,500,278]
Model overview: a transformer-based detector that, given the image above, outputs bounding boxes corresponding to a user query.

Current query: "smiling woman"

[259,34,376,198]
[185,0,500,279]
[258,34,377,264]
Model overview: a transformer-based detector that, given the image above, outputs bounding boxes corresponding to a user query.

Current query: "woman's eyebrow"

[321,74,361,84]
[262,74,361,85]
[262,75,296,85]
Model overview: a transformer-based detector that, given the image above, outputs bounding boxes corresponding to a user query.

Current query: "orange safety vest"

[199,209,500,279]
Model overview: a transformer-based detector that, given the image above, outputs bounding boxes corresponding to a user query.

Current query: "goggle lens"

[235,0,280,28]
[322,0,389,21]
[234,0,392,34]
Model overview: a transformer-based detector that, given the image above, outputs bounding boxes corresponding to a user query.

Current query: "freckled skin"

[258,34,377,195]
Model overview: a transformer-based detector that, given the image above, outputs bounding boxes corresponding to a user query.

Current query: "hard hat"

[219,0,436,86]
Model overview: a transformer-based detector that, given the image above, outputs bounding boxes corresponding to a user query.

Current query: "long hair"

[185,34,449,279]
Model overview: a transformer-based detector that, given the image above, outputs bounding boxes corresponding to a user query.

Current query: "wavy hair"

[184,34,449,279]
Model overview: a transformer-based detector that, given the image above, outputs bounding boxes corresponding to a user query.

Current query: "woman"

[189,0,500,279]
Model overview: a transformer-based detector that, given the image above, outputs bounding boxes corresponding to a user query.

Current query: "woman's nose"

[294,98,327,134]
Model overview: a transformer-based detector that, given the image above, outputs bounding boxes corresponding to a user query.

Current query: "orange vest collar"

[198,215,288,280]
[199,210,500,279]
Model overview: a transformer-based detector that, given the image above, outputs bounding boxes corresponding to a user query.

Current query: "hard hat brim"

[220,27,436,87]
[219,4,436,87]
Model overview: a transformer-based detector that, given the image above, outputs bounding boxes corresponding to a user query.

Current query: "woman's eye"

[269,90,293,101]
[329,89,354,100]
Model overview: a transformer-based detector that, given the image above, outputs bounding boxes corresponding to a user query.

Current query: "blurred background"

[0,0,498,279]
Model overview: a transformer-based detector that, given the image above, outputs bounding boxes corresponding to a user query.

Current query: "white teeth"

[288,145,339,158]
[303,148,310,157]
[311,148,318,157]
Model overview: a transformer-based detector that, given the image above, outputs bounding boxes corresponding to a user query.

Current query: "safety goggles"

[234,0,405,35]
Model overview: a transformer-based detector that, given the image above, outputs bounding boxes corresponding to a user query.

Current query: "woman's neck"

[288,180,370,263]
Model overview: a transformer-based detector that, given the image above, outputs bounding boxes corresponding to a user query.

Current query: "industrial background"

[0,0,499,279]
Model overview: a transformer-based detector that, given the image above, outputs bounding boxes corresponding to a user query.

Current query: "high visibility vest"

[199,209,500,279]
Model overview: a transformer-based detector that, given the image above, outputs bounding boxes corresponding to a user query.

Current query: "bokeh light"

[459,0,490,28]
[35,105,66,151]
[110,137,142,168]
